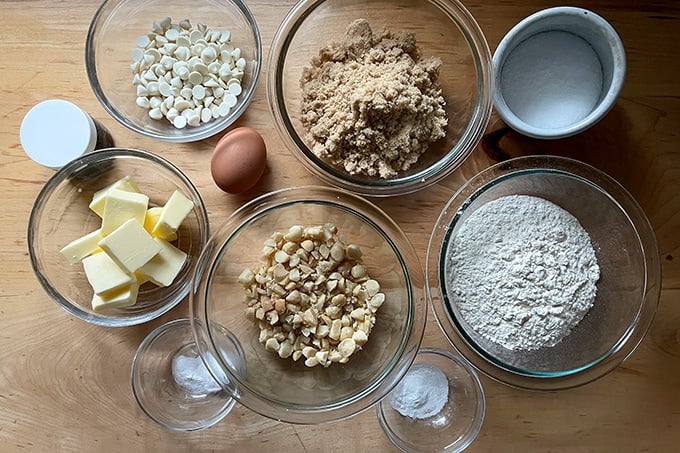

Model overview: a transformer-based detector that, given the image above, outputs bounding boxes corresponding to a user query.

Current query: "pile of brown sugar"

[300,19,448,179]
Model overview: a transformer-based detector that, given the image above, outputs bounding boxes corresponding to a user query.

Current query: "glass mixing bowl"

[86,0,262,142]
[426,156,660,390]
[190,186,427,423]
[130,318,239,431]
[27,148,209,327]
[267,0,493,196]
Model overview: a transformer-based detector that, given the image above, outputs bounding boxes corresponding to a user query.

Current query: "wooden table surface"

[2,0,679,451]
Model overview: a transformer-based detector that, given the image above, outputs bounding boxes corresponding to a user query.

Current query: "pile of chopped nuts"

[239,223,385,367]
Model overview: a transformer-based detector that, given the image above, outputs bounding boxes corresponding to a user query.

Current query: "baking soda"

[499,31,604,129]
[389,364,449,419]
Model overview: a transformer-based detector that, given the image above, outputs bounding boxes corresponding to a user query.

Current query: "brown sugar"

[300,19,448,179]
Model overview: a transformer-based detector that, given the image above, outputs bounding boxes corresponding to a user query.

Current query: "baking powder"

[446,195,600,351]
[172,353,222,395]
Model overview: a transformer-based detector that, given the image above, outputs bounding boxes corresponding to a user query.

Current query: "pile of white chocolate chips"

[239,224,385,367]
[131,17,246,128]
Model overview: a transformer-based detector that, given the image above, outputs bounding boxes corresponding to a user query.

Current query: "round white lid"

[20,99,97,170]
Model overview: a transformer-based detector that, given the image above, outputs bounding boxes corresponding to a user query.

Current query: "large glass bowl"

[267,0,493,196]
[190,186,427,423]
[28,148,209,327]
[426,156,660,390]
[86,0,262,142]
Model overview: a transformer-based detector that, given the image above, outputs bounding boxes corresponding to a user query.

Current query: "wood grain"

[1,1,679,452]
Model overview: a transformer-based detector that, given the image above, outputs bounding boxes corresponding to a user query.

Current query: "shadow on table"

[480,101,659,203]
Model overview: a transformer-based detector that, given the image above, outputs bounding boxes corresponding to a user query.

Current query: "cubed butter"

[144,206,177,241]
[101,188,149,235]
[60,228,103,265]
[82,251,135,295]
[151,190,194,239]
[91,281,140,311]
[138,238,187,287]
[99,218,161,273]
[61,176,194,305]
[89,176,140,217]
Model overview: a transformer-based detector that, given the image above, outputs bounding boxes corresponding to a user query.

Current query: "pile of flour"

[446,195,600,351]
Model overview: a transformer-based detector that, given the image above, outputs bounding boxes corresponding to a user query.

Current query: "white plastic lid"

[20,99,97,170]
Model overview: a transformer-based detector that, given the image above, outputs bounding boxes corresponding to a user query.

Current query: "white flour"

[389,364,449,419]
[446,195,600,351]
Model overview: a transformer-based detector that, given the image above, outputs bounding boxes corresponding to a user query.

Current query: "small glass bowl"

[190,186,427,423]
[267,0,493,196]
[426,155,661,390]
[130,318,240,431]
[377,348,485,453]
[86,0,262,142]
[27,148,209,327]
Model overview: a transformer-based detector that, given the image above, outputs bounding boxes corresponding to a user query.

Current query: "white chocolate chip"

[172,115,187,128]
[228,83,242,96]
[148,108,163,120]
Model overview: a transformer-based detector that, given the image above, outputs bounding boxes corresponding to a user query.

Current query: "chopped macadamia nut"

[240,224,385,367]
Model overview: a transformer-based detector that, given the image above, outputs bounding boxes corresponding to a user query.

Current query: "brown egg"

[210,127,267,193]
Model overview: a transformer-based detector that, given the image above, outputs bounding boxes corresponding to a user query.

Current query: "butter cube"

[60,228,103,264]
[101,189,149,235]
[151,190,194,240]
[99,219,161,273]
[89,176,140,217]
[138,238,187,287]
[134,271,150,285]
[82,252,135,295]
[91,281,140,311]
[144,206,177,241]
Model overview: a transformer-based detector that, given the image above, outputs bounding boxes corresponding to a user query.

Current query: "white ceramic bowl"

[493,7,626,139]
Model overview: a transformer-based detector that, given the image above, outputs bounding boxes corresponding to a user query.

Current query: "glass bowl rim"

[266,0,494,196]
[425,155,661,390]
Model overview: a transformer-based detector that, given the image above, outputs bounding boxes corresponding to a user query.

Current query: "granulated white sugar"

[500,31,604,129]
